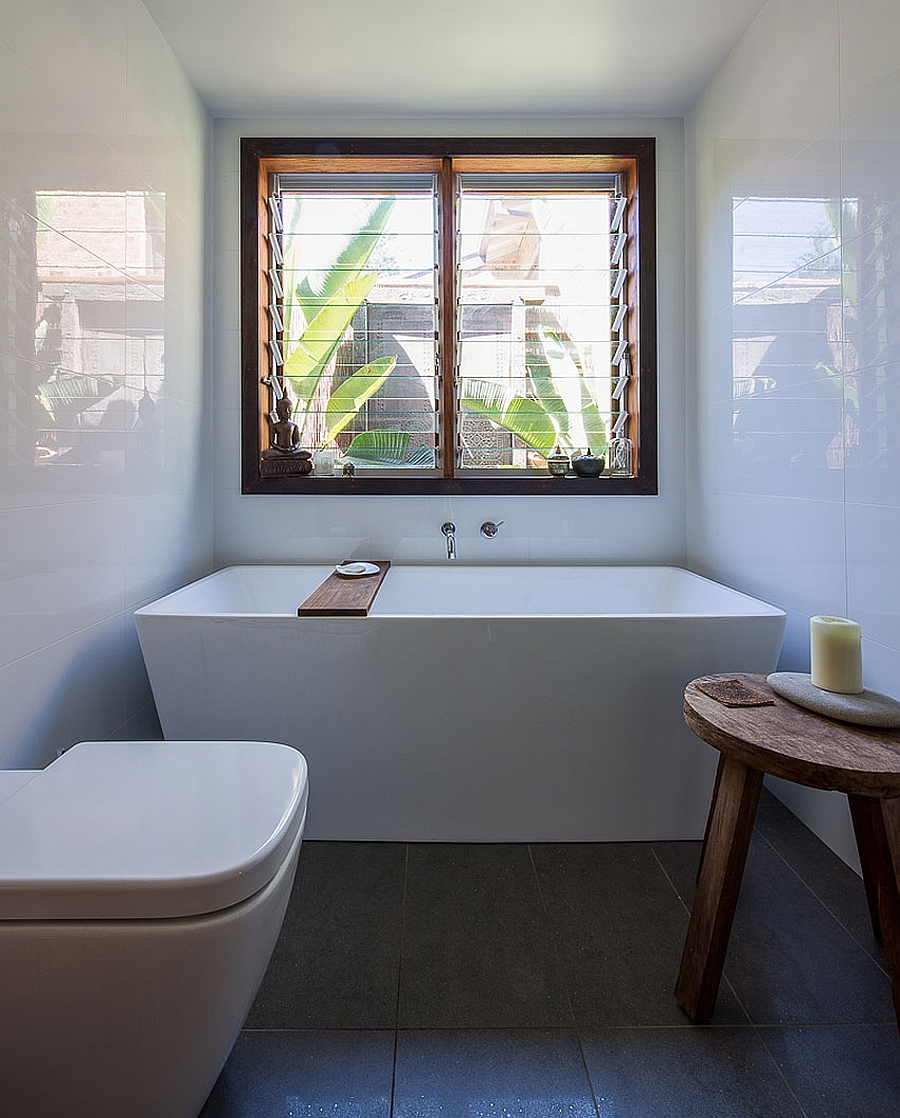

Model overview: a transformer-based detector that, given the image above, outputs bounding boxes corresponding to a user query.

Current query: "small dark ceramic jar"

[547,446,570,477]
[571,448,605,477]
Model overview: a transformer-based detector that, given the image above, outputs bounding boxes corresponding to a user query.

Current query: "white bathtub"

[135,566,785,841]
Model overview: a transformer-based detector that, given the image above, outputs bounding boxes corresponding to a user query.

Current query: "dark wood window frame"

[240,137,658,495]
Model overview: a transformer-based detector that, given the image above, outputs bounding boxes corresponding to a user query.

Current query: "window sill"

[241,473,659,496]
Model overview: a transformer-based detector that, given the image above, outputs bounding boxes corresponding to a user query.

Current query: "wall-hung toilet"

[0,738,308,1118]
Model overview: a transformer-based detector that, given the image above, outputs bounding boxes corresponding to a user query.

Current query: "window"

[241,139,657,494]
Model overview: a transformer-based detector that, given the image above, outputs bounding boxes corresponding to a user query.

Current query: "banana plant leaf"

[525,346,569,444]
[292,197,394,327]
[537,328,607,453]
[537,330,590,451]
[282,272,378,406]
[343,429,435,467]
[323,356,397,444]
[580,398,608,454]
[459,377,559,454]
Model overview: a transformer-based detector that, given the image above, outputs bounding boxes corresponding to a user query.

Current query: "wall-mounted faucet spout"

[441,522,457,560]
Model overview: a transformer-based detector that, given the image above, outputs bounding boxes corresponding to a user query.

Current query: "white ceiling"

[143,0,768,118]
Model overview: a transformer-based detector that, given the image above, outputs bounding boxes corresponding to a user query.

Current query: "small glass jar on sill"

[608,436,633,477]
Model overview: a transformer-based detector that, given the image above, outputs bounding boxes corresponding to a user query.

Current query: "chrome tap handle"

[479,520,504,539]
[441,521,457,560]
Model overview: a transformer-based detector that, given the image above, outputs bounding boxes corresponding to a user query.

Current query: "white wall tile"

[0,615,127,768]
[0,0,211,768]
[844,362,900,506]
[688,0,900,866]
[2,0,128,146]
[846,502,900,650]
[213,250,242,333]
[0,501,126,669]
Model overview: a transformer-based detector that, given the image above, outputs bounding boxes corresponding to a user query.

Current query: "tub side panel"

[136,611,785,841]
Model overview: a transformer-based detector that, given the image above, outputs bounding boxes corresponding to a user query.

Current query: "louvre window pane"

[276,184,438,470]
[456,185,616,471]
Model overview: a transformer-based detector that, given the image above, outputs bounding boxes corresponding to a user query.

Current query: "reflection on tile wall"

[0,0,211,768]
[688,0,900,865]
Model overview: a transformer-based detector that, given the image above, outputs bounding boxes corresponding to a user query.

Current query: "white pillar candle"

[810,616,863,694]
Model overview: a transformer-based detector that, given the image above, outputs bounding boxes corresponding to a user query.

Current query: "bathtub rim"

[134,564,787,622]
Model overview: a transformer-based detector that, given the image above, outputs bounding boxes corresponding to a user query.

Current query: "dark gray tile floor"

[200,790,900,1117]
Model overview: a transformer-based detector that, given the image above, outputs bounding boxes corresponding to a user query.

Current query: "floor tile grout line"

[756,828,889,976]
[751,1024,814,1118]
[237,1020,898,1034]
[388,843,410,1116]
[526,843,580,1032]
[394,843,410,1028]
[527,843,602,1118]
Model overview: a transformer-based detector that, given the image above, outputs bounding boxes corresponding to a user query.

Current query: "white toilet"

[0,738,308,1118]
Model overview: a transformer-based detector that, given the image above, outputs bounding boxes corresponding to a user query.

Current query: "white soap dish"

[334,562,380,578]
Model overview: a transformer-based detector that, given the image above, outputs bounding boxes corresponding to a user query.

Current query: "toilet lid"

[0,740,308,920]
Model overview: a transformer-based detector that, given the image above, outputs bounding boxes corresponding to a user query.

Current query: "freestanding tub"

[135,565,785,841]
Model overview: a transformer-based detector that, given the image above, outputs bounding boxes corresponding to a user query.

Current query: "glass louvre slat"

[280,301,436,313]
[266,233,283,265]
[460,174,619,192]
[457,232,617,243]
[457,411,615,421]
[302,410,437,419]
[280,259,437,271]
[459,302,621,311]
[458,263,616,271]
[277,173,436,193]
[280,280,436,291]
[459,338,623,349]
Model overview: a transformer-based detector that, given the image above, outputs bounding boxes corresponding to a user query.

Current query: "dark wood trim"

[242,137,657,160]
[240,139,266,491]
[439,156,456,478]
[240,473,658,496]
[634,141,658,490]
[240,137,660,496]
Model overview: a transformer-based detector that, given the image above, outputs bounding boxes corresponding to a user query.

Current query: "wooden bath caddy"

[297,562,391,617]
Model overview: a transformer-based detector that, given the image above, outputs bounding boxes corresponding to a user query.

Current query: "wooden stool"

[675,672,900,1033]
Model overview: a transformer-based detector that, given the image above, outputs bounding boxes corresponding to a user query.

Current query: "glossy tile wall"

[0,0,212,768]
[211,115,687,567]
[686,0,900,865]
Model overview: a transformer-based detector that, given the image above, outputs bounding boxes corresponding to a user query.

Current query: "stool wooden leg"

[696,757,724,885]
[675,753,763,1023]
[848,794,900,1035]
[850,793,887,947]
